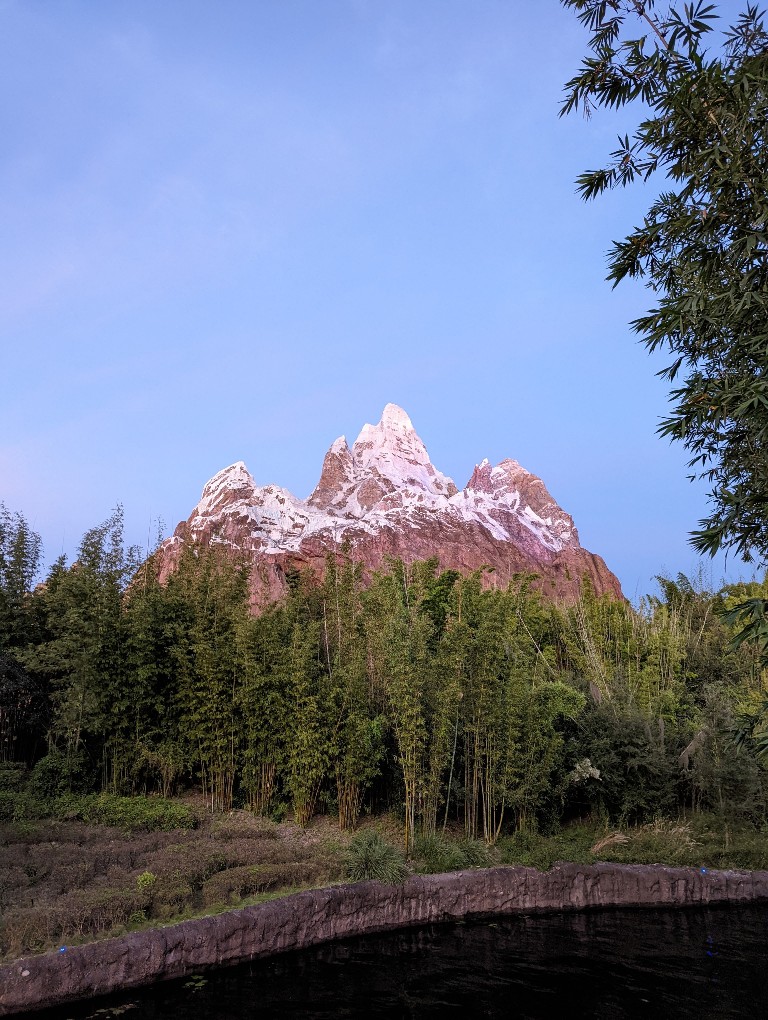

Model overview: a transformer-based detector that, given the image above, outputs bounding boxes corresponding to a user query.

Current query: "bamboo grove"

[3,504,768,845]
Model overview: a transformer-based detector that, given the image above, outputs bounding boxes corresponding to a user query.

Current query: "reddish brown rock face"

[155,404,623,607]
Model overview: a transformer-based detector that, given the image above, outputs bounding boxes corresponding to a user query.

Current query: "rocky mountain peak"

[162,404,623,606]
[195,461,257,517]
[466,458,493,493]
[308,436,355,510]
[350,403,457,501]
[463,457,578,549]
[309,404,457,514]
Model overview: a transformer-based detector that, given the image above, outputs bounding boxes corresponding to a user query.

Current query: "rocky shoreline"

[2,862,768,1016]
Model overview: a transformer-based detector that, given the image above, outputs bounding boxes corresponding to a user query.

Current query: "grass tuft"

[344,831,408,884]
[412,833,494,874]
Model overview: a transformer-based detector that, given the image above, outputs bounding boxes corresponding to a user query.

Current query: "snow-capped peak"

[160,404,622,605]
[195,461,257,516]
[181,404,580,561]
[351,404,456,499]
[329,435,350,455]
[381,402,413,428]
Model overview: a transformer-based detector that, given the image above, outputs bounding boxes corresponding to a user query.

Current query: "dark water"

[35,906,768,1019]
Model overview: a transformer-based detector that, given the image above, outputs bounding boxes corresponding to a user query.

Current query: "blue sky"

[0,0,757,599]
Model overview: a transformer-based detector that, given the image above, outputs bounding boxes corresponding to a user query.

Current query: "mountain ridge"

[156,404,623,607]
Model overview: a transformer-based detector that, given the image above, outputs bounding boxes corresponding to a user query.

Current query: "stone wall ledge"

[3,861,768,1016]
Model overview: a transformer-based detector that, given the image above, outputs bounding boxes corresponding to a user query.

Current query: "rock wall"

[3,862,768,1015]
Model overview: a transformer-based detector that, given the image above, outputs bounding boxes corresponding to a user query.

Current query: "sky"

[0,0,759,601]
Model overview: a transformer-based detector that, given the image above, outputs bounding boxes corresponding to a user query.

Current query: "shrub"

[76,794,197,832]
[28,751,90,798]
[0,793,50,823]
[497,829,562,871]
[596,819,701,866]
[147,843,230,885]
[248,861,330,891]
[0,792,197,831]
[0,763,27,793]
[201,865,262,906]
[150,874,195,919]
[0,887,145,958]
[210,813,278,841]
[0,792,16,821]
[136,870,157,893]
[0,906,51,958]
[412,833,493,874]
[497,824,598,870]
[344,831,408,884]
[566,706,680,824]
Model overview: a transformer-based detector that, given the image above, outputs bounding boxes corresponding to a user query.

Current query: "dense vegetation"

[3,504,768,852]
[561,1,768,565]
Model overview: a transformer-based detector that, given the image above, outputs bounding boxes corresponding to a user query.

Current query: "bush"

[28,751,90,799]
[76,794,197,832]
[412,833,493,874]
[596,819,700,866]
[147,843,230,886]
[210,813,278,841]
[0,792,16,821]
[344,831,408,884]
[0,792,52,823]
[566,706,680,824]
[199,863,314,907]
[248,861,331,891]
[497,826,596,871]
[0,887,145,958]
[2,793,198,832]
[149,874,195,919]
[200,865,264,906]
[497,829,540,870]
[136,870,157,893]
[0,763,27,793]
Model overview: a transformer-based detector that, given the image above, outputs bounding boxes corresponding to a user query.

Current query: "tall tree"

[560,2,768,564]
[0,504,42,651]
[0,506,44,761]
[172,543,250,811]
[27,508,138,783]
[320,555,384,831]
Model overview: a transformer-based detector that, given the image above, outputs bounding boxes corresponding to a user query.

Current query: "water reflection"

[37,906,768,1020]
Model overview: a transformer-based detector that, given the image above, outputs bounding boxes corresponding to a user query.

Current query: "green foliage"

[24,507,141,777]
[0,506,44,763]
[171,544,250,812]
[0,762,27,792]
[412,833,493,874]
[497,822,600,870]
[28,750,91,798]
[0,503,42,652]
[1,792,196,831]
[0,791,20,820]
[496,816,768,871]
[562,1,768,564]
[75,794,197,832]
[136,870,157,893]
[3,496,768,844]
[283,621,328,827]
[566,704,681,823]
[344,830,409,884]
[0,812,341,959]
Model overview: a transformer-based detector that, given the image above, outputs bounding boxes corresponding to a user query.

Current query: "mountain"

[156,404,623,606]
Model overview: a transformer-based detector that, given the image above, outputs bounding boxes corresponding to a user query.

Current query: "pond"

[28,905,768,1019]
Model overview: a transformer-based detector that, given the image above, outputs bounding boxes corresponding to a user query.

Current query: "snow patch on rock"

[183,405,579,557]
